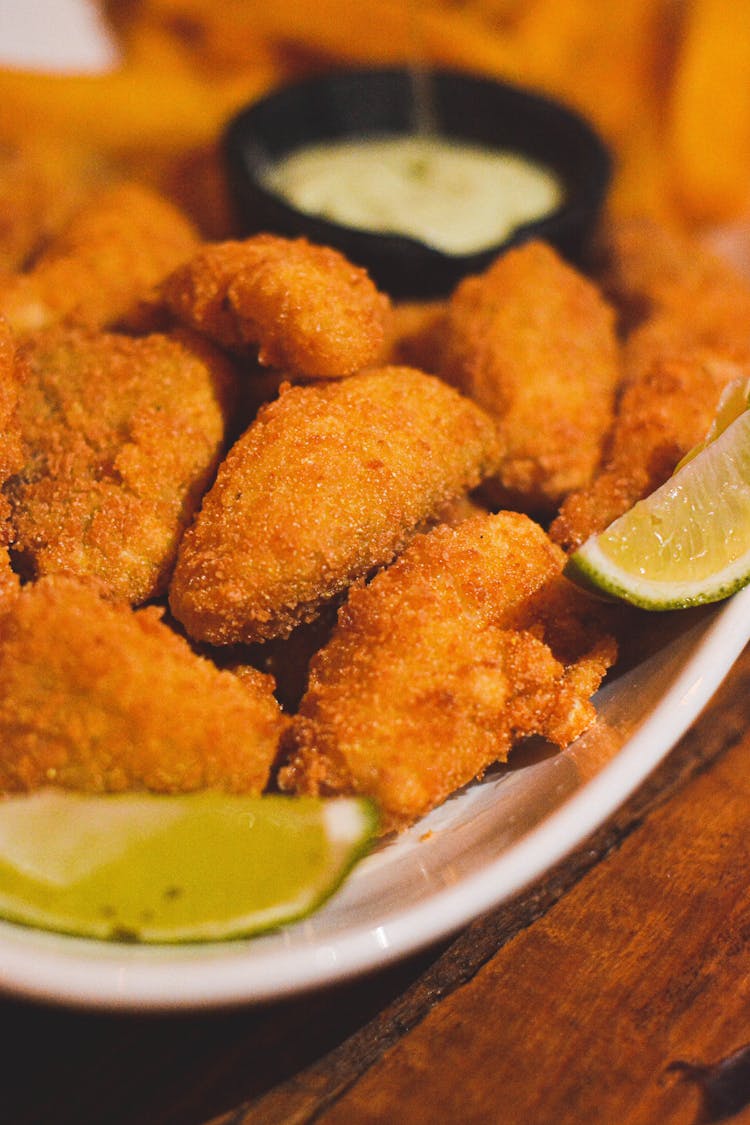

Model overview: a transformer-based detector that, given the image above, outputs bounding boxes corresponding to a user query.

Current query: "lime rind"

[0,791,379,944]
[565,537,750,610]
[566,402,750,610]
[676,375,750,470]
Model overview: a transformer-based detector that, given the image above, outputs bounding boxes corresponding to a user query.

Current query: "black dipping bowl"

[223,67,612,299]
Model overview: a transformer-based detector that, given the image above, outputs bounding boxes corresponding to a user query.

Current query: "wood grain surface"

[3,647,750,1125]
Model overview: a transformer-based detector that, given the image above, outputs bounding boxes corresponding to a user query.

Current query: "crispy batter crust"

[169,366,501,644]
[552,218,750,551]
[0,576,288,795]
[278,512,616,833]
[7,326,238,603]
[439,241,621,513]
[161,234,391,377]
[0,182,198,335]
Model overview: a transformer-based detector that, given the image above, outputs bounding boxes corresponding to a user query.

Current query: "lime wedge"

[565,391,750,610]
[0,790,378,943]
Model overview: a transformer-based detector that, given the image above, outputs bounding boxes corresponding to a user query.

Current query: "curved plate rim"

[0,586,747,1012]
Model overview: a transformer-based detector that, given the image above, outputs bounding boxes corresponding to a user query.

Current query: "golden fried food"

[595,215,750,353]
[0,138,110,273]
[383,299,448,373]
[160,235,391,377]
[0,182,198,335]
[278,511,616,833]
[0,321,23,602]
[0,576,287,795]
[169,366,501,644]
[551,218,750,551]
[550,344,748,552]
[7,327,238,603]
[0,320,23,532]
[439,241,621,514]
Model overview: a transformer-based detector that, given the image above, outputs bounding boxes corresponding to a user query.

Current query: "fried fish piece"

[0,576,287,795]
[0,181,198,335]
[595,214,750,353]
[383,299,448,373]
[160,234,391,377]
[551,218,750,552]
[278,511,616,833]
[0,320,23,602]
[550,343,748,552]
[169,366,501,645]
[0,320,23,531]
[0,137,109,273]
[439,241,621,514]
[7,326,238,603]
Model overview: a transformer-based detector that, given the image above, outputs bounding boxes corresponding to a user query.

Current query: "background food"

[2,1,748,243]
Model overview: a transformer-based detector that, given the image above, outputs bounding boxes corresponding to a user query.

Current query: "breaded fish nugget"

[596,215,750,350]
[0,320,23,601]
[550,343,747,552]
[160,234,390,377]
[278,512,616,833]
[0,320,23,531]
[0,182,198,335]
[8,327,238,603]
[552,219,750,552]
[0,576,287,795]
[383,299,448,373]
[169,366,501,644]
[0,137,107,273]
[439,241,621,513]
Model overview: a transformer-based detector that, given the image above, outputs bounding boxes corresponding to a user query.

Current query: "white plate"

[0,586,748,1011]
[3,3,749,1014]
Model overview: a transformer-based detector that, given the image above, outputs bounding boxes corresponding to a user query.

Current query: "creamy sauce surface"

[262,135,563,255]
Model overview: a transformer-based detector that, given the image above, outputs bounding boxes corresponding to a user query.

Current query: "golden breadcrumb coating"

[552,218,750,551]
[169,366,501,644]
[0,320,23,602]
[439,241,621,513]
[383,299,448,373]
[595,215,750,352]
[160,234,391,377]
[0,576,287,795]
[0,320,23,531]
[550,345,748,552]
[0,137,109,273]
[278,511,616,833]
[7,327,238,603]
[0,182,198,335]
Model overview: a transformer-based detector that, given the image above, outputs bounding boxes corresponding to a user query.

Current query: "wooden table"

[4,647,750,1125]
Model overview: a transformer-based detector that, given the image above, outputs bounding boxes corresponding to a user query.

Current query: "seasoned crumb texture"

[278,512,616,833]
[7,326,238,603]
[0,576,288,796]
[169,366,502,645]
[161,234,391,377]
[439,241,621,513]
[552,218,750,551]
[0,181,198,335]
[168,364,499,648]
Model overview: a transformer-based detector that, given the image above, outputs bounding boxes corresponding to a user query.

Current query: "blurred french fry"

[668,0,750,223]
[183,0,521,74]
[0,21,279,154]
[3,0,750,236]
